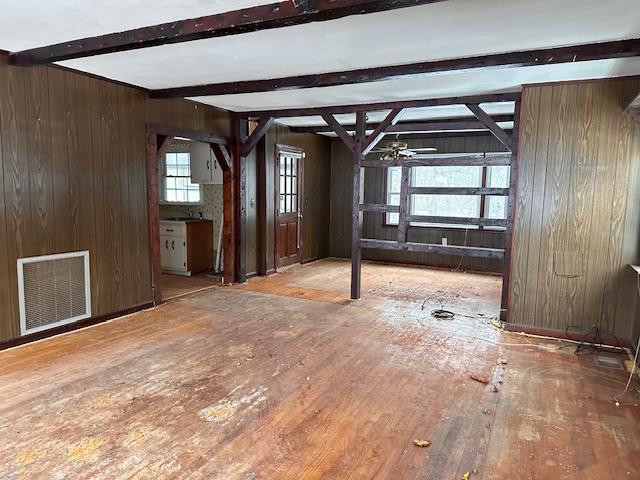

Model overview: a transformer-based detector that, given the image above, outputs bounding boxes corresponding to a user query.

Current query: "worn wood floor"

[0,259,638,479]
[160,273,220,300]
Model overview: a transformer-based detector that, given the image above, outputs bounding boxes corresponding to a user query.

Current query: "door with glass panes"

[275,148,304,268]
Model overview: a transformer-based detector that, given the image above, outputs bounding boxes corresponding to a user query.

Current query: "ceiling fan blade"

[409,147,438,152]
[399,150,416,157]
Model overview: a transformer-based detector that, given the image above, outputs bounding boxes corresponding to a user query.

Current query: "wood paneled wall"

[330,134,508,272]
[510,78,640,341]
[0,53,331,341]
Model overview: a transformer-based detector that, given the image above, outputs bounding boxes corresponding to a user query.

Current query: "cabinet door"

[172,238,187,271]
[160,235,186,271]
[160,235,173,269]
[190,142,213,183]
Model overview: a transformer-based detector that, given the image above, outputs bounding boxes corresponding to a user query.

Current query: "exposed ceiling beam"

[362,108,404,155]
[288,114,515,133]
[8,0,447,66]
[240,117,274,156]
[321,113,356,151]
[151,38,640,98]
[240,92,521,119]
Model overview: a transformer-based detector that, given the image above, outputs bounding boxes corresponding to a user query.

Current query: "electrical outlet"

[442,237,448,246]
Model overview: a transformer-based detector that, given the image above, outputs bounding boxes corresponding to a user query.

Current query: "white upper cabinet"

[190,141,223,185]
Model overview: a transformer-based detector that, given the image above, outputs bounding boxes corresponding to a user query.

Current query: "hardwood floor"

[0,259,638,479]
[160,273,221,300]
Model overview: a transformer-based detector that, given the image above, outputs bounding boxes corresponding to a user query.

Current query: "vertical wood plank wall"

[510,78,640,341]
[330,134,508,272]
[0,54,331,341]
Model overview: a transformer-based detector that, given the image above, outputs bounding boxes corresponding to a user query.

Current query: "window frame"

[382,165,508,232]
[159,150,203,206]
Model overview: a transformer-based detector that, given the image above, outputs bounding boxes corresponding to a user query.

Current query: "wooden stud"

[397,166,411,243]
[360,239,505,258]
[361,153,512,167]
[408,186,509,195]
[351,112,366,300]
[466,104,514,151]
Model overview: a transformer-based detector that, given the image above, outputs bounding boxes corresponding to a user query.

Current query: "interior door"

[276,149,303,268]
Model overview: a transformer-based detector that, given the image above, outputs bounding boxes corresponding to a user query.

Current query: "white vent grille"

[18,251,91,335]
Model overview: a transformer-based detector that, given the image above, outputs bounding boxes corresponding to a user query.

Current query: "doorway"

[275,145,304,269]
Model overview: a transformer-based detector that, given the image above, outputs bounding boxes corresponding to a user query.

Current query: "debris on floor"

[470,373,489,384]
[498,358,508,365]
[413,439,431,447]
[462,471,470,480]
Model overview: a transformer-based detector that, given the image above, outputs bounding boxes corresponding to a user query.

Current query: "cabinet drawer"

[159,223,186,237]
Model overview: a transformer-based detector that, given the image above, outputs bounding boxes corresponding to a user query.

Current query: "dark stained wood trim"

[500,99,522,322]
[240,117,274,156]
[10,0,448,65]
[152,38,640,98]
[408,186,509,195]
[211,143,236,283]
[362,108,404,155]
[210,142,232,172]
[0,302,154,351]
[503,323,634,350]
[290,115,514,134]
[321,112,356,151]
[360,239,504,258]
[466,104,514,151]
[241,93,521,119]
[361,153,512,167]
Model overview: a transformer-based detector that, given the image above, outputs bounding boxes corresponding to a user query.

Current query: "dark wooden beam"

[360,239,505,259]
[290,115,514,134]
[397,166,411,243]
[210,143,232,172]
[406,215,506,227]
[361,153,512,167]
[466,104,514,151]
[9,1,447,66]
[240,117,274,156]
[359,203,400,213]
[321,112,356,151]
[234,119,248,283]
[152,38,640,98]
[362,108,404,155]
[351,112,366,300]
[210,143,236,283]
[408,187,509,196]
[240,92,520,119]
[148,123,230,145]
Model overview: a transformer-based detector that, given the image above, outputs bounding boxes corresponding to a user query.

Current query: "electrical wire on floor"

[564,325,624,356]
[420,294,488,320]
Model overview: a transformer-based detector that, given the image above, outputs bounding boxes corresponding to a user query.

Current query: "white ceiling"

[1,0,639,126]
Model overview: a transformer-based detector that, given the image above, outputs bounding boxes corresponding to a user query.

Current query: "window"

[162,152,201,204]
[386,164,509,228]
[279,154,299,214]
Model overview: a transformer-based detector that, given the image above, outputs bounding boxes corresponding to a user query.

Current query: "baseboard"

[301,256,325,265]
[0,302,154,351]
[504,322,634,349]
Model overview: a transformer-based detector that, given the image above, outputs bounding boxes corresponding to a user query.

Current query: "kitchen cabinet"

[190,141,222,184]
[160,220,213,275]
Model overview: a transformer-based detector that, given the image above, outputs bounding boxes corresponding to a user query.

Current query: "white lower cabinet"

[160,221,188,275]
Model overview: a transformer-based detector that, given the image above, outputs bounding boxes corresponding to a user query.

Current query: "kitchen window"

[162,152,202,204]
[385,165,509,228]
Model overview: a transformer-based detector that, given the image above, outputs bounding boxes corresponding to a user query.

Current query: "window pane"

[187,190,200,202]
[166,190,177,202]
[286,194,292,212]
[488,166,510,188]
[291,194,298,213]
[175,177,188,189]
[166,165,178,176]
[485,196,507,219]
[291,158,297,175]
[412,194,480,218]
[279,194,285,213]
[388,193,400,206]
[177,165,190,177]
[388,167,401,193]
[291,177,297,194]
[165,153,177,165]
[413,166,482,188]
[279,159,286,176]
[176,153,190,166]
[165,177,176,189]
[286,157,292,176]
[387,212,399,224]
[280,175,285,194]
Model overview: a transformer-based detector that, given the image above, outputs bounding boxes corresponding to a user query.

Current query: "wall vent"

[17,251,91,335]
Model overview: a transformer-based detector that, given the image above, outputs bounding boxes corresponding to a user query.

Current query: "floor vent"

[18,251,91,335]
[593,355,624,370]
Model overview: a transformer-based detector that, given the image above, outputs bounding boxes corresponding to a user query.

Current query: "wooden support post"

[235,118,248,283]
[210,143,236,284]
[500,99,522,322]
[397,166,411,243]
[351,112,366,300]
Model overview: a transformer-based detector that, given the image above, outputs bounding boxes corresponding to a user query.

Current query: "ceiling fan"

[369,138,437,160]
